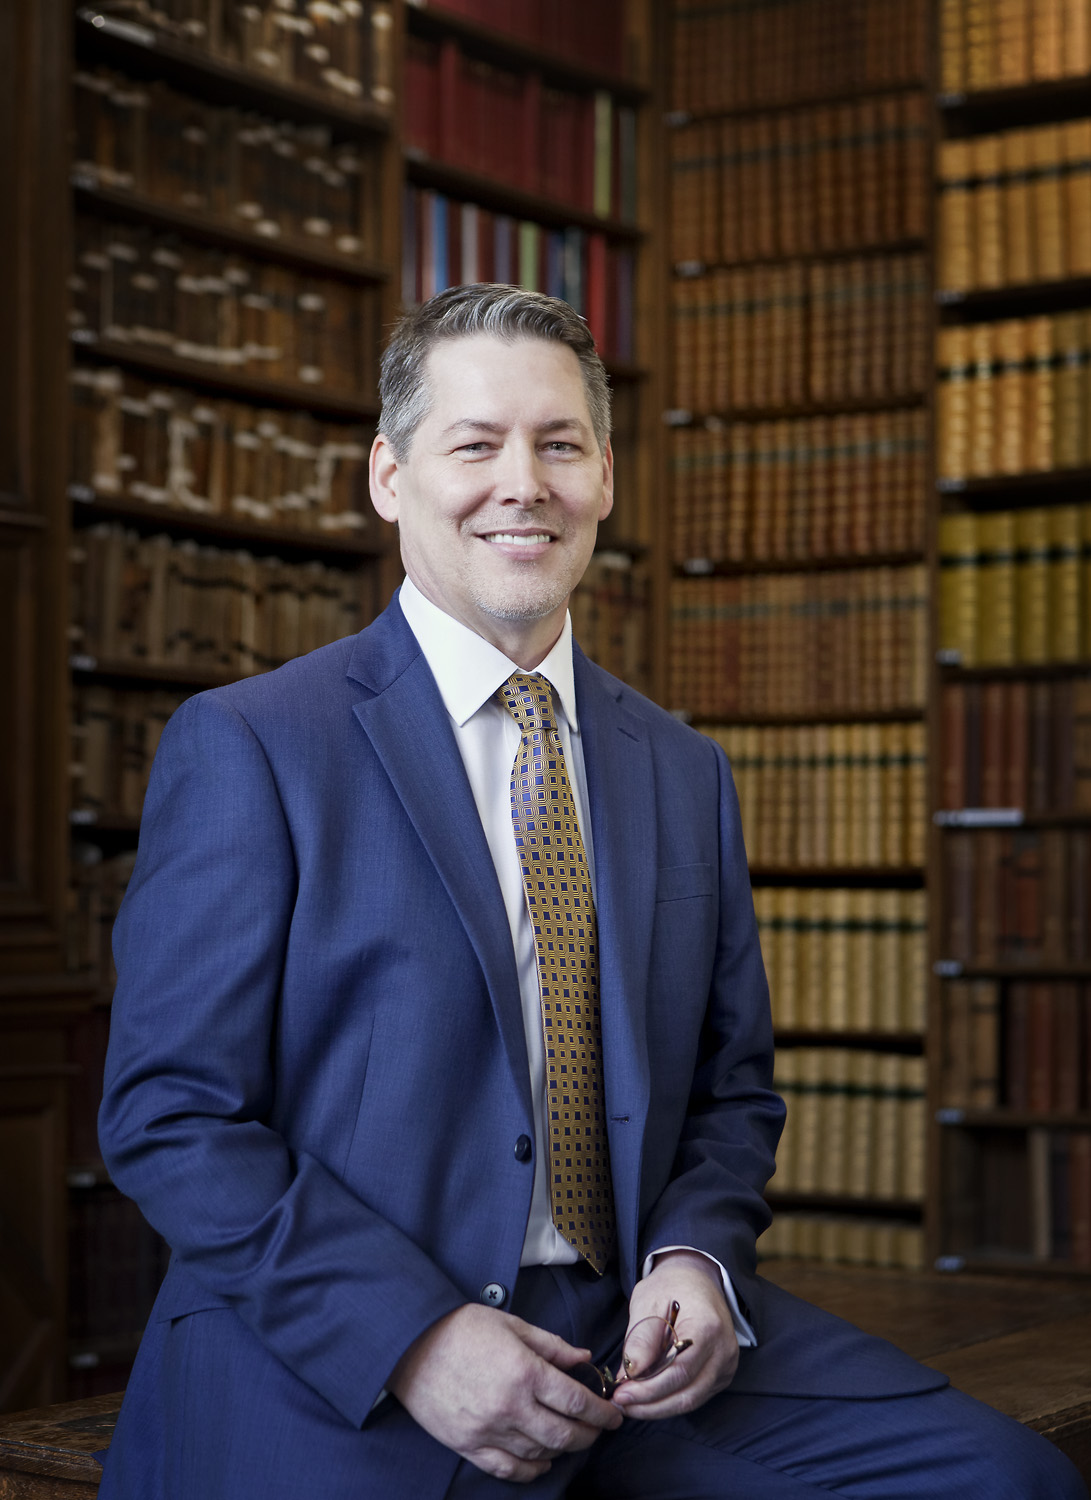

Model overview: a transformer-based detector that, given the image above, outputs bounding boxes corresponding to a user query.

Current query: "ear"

[369,432,401,523]
[598,438,614,522]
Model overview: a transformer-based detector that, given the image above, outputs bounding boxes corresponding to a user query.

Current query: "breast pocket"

[655,862,715,903]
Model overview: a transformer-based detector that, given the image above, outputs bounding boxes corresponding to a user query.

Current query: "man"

[97,285,1086,1499]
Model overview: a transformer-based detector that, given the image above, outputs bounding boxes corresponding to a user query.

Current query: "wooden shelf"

[935,1108,1091,1129]
[934,961,1091,980]
[938,72,1091,133]
[69,811,141,833]
[691,706,926,727]
[936,1251,1091,1278]
[75,7,391,138]
[72,181,389,285]
[674,235,927,277]
[667,392,927,425]
[934,808,1091,830]
[938,658,1091,682]
[72,336,379,421]
[403,150,644,239]
[405,2,649,101]
[69,654,256,691]
[677,550,925,578]
[936,275,1091,321]
[750,866,925,887]
[766,1191,924,1218]
[937,467,1091,502]
[70,489,383,560]
[775,1030,924,1051]
[667,77,927,125]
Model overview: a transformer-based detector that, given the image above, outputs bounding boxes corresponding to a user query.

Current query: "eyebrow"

[439,417,589,439]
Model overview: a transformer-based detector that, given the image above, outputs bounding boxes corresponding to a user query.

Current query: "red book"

[1069,1132,1091,1266]
[1004,679,1029,809]
[1051,677,1076,813]
[1053,984,1083,1113]
[1027,983,1056,1111]
[519,71,542,197]
[437,38,460,168]
[1006,982,1031,1109]
[1028,680,1052,813]
[963,679,982,806]
[974,829,1002,966]
[586,232,608,354]
[1071,832,1091,963]
[981,679,1007,806]
[941,681,966,809]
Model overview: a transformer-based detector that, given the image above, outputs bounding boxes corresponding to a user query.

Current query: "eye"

[543,440,579,454]
[456,440,492,455]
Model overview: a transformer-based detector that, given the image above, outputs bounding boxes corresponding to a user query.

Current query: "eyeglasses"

[572,1300,693,1400]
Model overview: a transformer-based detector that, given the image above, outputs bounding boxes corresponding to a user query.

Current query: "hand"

[387,1303,623,1483]
[609,1249,739,1420]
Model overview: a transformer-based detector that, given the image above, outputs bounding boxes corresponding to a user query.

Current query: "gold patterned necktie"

[498,671,616,1274]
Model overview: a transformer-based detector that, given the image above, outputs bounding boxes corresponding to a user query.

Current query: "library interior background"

[3,0,1091,1456]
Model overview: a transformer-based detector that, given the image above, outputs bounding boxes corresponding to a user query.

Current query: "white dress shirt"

[398,578,756,1343]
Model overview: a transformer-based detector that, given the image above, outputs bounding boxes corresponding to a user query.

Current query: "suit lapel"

[574,650,656,1281]
[347,603,531,1119]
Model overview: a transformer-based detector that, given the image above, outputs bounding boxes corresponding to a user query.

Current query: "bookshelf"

[931,0,1091,1276]
[400,0,660,694]
[665,0,933,1274]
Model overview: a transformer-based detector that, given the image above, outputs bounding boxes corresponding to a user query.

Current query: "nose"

[498,440,548,505]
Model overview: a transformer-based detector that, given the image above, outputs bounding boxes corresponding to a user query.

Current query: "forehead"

[421,334,589,421]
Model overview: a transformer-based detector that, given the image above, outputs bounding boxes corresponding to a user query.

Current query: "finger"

[611,1349,698,1408]
[516,1318,593,1369]
[535,1363,625,1432]
[468,1445,552,1483]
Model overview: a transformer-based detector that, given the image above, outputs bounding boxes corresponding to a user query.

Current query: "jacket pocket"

[655,862,714,902]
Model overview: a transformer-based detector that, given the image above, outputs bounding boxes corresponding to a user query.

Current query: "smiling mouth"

[481,532,555,546]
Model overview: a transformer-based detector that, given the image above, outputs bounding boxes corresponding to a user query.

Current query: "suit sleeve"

[98,692,466,1429]
[636,737,784,1321]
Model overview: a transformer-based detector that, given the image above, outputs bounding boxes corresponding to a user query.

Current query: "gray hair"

[378,283,612,461]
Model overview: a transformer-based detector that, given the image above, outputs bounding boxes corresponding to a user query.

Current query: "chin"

[471,577,574,625]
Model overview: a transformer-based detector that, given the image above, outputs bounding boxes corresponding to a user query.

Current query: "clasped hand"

[388,1251,739,1482]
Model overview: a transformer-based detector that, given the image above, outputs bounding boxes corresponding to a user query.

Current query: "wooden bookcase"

[930,18,1091,1274]
[663,0,934,1272]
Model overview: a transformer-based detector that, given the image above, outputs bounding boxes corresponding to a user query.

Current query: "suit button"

[514,1135,532,1161]
[480,1282,507,1307]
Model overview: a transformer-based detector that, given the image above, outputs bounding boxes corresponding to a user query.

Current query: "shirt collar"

[397,576,579,731]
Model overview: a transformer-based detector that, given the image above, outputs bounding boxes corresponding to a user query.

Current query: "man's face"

[370,334,613,665]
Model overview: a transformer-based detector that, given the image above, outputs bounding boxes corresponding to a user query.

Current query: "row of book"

[670,566,928,719]
[753,886,928,1033]
[71,217,377,396]
[401,188,635,363]
[710,722,928,872]
[773,1048,927,1203]
[669,93,928,268]
[86,0,395,106]
[568,553,650,697]
[945,1126,1091,1266]
[938,506,1091,667]
[669,0,927,113]
[670,408,927,567]
[68,848,136,998]
[404,39,636,223]
[672,256,929,416]
[937,123,1091,293]
[936,315,1091,480]
[72,67,380,260]
[71,523,364,674]
[423,0,629,77]
[70,367,371,534]
[758,1212,925,1270]
[940,676,1091,812]
[72,687,190,823]
[942,826,1091,966]
[939,0,1091,92]
[941,978,1091,1111]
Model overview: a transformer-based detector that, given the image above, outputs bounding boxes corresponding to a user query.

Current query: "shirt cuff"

[641,1245,757,1347]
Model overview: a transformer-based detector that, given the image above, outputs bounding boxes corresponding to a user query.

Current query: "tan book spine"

[1030,125,1066,281]
[818,1048,851,1195]
[1049,504,1082,661]
[1016,504,1052,661]
[1054,312,1085,470]
[937,138,974,290]
[898,1055,927,1202]
[1024,315,1055,471]
[847,887,877,1030]
[968,320,997,476]
[1001,128,1034,285]
[1063,119,1091,276]
[846,1050,877,1196]
[996,0,1031,83]
[938,0,967,92]
[825,888,851,1030]
[971,133,1004,288]
[977,508,1017,664]
[938,512,980,664]
[936,324,971,480]
[994,318,1027,474]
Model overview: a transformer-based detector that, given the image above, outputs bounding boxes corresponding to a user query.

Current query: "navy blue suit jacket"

[97,597,944,1498]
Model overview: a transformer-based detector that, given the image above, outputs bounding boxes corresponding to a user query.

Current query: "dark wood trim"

[403,151,645,239]
[939,659,1091,683]
[678,550,926,578]
[750,866,926,887]
[71,490,383,560]
[936,275,1091,321]
[694,707,926,727]
[936,962,1091,980]
[0,507,46,531]
[69,655,259,691]
[74,8,391,138]
[72,339,379,420]
[405,1,650,100]
[766,1190,924,1217]
[669,393,928,424]
[675,236,928,277]
[667,77,928,124]
[937,468,1091,503]
[939,72,1091,134]
[72,183,390,285]
[936,1108,1091,1129]
[774,1029,925,1051]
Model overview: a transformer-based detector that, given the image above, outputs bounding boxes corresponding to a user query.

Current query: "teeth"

[486,532,552,546]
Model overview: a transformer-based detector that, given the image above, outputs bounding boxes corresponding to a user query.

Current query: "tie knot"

[498,672,558,736]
